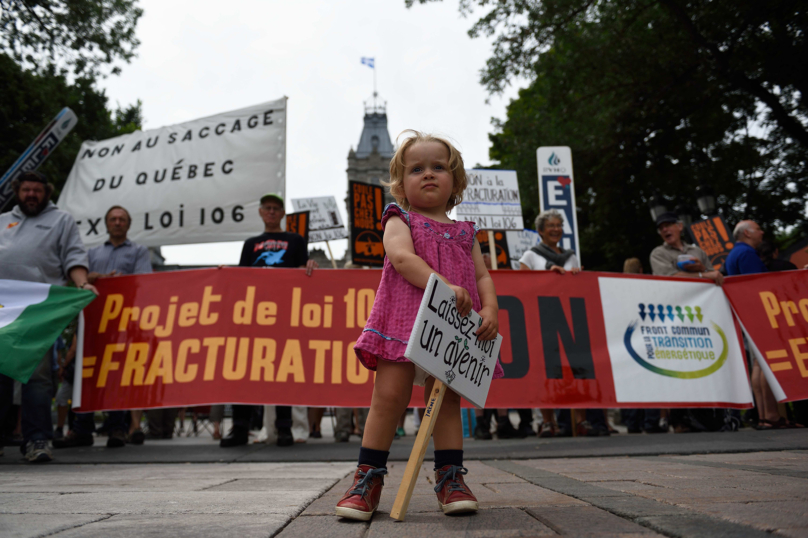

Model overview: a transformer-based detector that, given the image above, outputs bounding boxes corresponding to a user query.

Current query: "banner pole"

[390,380,447,521]
[324,241,338,269]
[487,231,497,270]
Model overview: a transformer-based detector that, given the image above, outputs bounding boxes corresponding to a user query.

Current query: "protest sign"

[688,216,735,271]
[537,147,581,259]
[456,170,524,230]
[475,230,511,269]
[505,229,540,269]
[58,98,286,247]
[405,274,502,408]
[723,270,808,402]
[0,107,77,211]
[285,211,310,245]
[290,196,348,243]
[348,181,385,267]
[73,269,754,412]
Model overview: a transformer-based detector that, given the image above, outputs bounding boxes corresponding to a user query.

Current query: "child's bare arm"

[472,240,499,340]
[383,217,472,315]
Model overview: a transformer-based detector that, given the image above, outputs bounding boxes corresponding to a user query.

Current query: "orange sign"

[475,230,511,269]
[688,216,735,270]
[285,210,309,244]
[349,181,385,267]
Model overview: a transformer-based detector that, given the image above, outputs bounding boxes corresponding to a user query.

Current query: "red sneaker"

[434,465,478,514]
[335,465,387,521]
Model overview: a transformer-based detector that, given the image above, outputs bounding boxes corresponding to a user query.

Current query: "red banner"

[723,270,808,402]
[76,268,753,411]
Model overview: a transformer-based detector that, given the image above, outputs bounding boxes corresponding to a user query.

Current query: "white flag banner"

[291,196,348,243]
[58,98,287,248]
[455,169,524,230]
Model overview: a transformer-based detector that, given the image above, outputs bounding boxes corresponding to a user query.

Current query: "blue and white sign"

[537,147,581,261]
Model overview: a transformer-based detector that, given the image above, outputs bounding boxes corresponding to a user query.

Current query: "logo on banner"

[548,152,561,166]
[623,302,729,379]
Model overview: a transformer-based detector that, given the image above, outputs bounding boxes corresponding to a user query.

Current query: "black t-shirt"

[239,232,308,268]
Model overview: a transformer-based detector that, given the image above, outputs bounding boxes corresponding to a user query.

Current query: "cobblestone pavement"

[2,449,808,537]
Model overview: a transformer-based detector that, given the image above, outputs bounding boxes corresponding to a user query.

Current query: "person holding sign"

[335,132,504,521]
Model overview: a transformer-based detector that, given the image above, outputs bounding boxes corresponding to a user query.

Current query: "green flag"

[0,280,95,382]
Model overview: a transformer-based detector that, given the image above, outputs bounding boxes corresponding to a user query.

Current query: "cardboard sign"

[349,181,385,267]
[285,210,310,244]
[475,230,511,269]
[537,147,581,260]
[456,169,524,230]
[505,229,540,270]
[404,274,503,408]
[290,196,348,243]
[687,216,735,271]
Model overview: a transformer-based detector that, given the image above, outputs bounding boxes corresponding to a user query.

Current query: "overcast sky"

[100,0,522,265]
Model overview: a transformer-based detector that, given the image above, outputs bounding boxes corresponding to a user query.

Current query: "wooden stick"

[487,230,497,271]
[324,241,338,269]
[571,409,578,437]
[390,380,447,521]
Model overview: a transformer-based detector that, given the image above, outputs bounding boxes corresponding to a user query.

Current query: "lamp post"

[648,192,668,222]
[695,184,717,216]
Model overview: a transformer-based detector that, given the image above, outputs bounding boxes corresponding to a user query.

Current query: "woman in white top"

[519,209,581,274]
[519,209,581,438]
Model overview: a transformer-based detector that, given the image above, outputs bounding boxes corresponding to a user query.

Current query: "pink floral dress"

[354,203,505,381]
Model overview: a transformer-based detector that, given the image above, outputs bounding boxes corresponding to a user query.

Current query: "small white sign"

[291,196,348,243]
[505,229,540,270]
[456,169,524,230]
[405,274,502,408]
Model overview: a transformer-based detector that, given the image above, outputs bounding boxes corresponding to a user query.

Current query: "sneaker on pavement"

[434,465,478,514]
[473,424,492,440]
[277,428,294,447]
[219,426,249,448]
[396,427,406,438]
[538,422,555,438]
[335,465,387,521]
[52,431,94,449]
[107,430,127,448]
[334,431,350,443]
[24,440,52,463]
[128,429,146,445]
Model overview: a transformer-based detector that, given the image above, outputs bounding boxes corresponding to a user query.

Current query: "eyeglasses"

[260,206,283,213]
[543,224,563,230]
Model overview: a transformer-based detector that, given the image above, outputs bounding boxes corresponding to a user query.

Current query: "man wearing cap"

[649,212,724,285]
[0,171,98,463]
[220,193,317,448]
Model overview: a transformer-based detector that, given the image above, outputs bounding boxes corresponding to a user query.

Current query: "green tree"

[0,52,142,197]
[410,0,808,269]
[0,0,142,78]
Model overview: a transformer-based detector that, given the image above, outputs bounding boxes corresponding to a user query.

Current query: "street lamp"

[648,192,668,222]
[695,184,716,216]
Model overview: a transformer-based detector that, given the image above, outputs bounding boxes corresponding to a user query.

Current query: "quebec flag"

[361,57,375,69]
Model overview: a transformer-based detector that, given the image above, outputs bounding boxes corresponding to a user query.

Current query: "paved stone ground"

[2,430,808,537]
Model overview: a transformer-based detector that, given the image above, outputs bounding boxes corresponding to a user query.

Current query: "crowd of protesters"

[1,170,806,463]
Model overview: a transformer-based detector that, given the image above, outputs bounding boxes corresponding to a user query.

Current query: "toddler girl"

[335,131,503,520]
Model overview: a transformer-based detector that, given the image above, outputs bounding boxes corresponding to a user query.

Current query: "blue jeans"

[0,349,54,444]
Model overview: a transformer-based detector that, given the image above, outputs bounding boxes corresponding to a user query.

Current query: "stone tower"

[346,99,396,207]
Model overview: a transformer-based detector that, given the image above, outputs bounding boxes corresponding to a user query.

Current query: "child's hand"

[448,284,472,317]
[476,305,499,341]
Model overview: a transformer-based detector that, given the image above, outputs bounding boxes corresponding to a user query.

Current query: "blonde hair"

[623,257,643,274]
[384,130,467,212]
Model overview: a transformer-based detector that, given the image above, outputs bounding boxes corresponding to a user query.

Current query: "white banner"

[405,274,502,408]
[58,98,287,247]
[291,196,348,243]
[456,169,523,230]
[598,276,752,405]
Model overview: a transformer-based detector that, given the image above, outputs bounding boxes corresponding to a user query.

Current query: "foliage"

[0,0,142,78]
[409,0,808,269]
[0,52,142,198]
